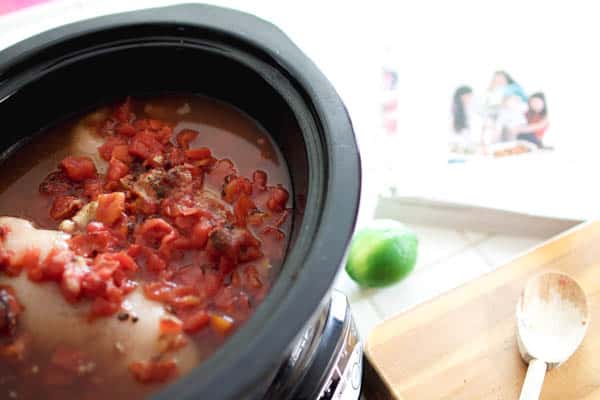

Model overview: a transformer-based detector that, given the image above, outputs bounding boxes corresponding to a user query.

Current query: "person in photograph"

[486,70,527,107]
[450,85,480,152]
[482,71,527,144]
[512,92,549,148]
[495,94,528,142]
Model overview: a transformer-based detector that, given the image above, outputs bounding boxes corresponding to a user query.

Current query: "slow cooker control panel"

[316,291,362,400]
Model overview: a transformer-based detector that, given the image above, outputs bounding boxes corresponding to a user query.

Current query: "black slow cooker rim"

[0,4,361,399]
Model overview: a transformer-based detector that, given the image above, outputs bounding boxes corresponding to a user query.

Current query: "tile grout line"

[419,233,494,271]
[367,297,386,321]
[471,244,496,269]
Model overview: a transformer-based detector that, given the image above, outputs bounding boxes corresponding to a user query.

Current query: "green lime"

[345,219,418,288]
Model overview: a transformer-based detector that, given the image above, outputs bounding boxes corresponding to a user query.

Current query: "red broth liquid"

[0,95,292,399]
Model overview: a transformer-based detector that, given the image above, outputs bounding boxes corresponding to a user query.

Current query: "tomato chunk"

[116,122,136,137]
[137,218,174,247]
[50,195,82,220]
[129,359,177,383]
[182,310,209,334]
[98,136,128,161]
[159,316,183,335]
[267,186,289,212]
[60,156,97,182]
[176,129,199,149]
[96,192,125,226]
[185,147,211,160]
[129,131,164,161]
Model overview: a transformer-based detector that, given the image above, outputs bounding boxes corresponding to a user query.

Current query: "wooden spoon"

[516,271,590,400]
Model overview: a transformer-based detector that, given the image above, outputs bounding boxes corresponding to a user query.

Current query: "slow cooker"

[0,4,361,399]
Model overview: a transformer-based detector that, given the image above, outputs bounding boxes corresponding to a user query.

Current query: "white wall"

[379,0,600,160]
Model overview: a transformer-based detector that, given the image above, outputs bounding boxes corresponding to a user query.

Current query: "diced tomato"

[90,297,119,318]
[173,214,196,230]
[200,270,222,299]
[158,231,179,260]
[182,310,209,334]
[129,131,164,160]
[210,313,235,335]
[244,265,262,289]
[69,228,116,257]
[129,359,177,383]
[111,144,133,164]
[137,218,174,247]
[40,248,73,281]
[93,255,120,279]
[185,147,211,161]
[190,218,212,248]
[223,177,252,203]
[143,281,174,302]
[127,244,142,257]
[50,195,82,220]
[60,156,97,182]
[106,158,129,182]
[176,129,199,149]
[146,251,167,272]
[159,316,183,335]
[115,122,136,137]
[86,221,107,233]
[134,119,149,130]
[218,256,235,274]
[155,125,173,144]
[238,245,263,263]
[234,194,256,226]
[252,170,267,189]
[98,136,128,161]
[165,147,185,167]
[267,186,289,212]
[114,97,132,123]
[112,251,138,272]
[96,192,125,226]
[60,264,85,302]
[134,198,159,215]
[261,226,286,241]
[83,179,103,200]
[274,210,289,228]
[206,159,236,188]
[19,247,40,276]
[246,210,265,226]
[172,265,204,287]
[81,273,107,298]
[148,119,163,130]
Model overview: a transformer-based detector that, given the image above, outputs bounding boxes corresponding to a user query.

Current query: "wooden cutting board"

[364,221,600,400]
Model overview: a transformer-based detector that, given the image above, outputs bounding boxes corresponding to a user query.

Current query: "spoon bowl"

[516,271,590,399]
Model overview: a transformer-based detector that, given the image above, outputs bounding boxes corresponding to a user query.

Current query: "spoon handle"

[519,358,547,400]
